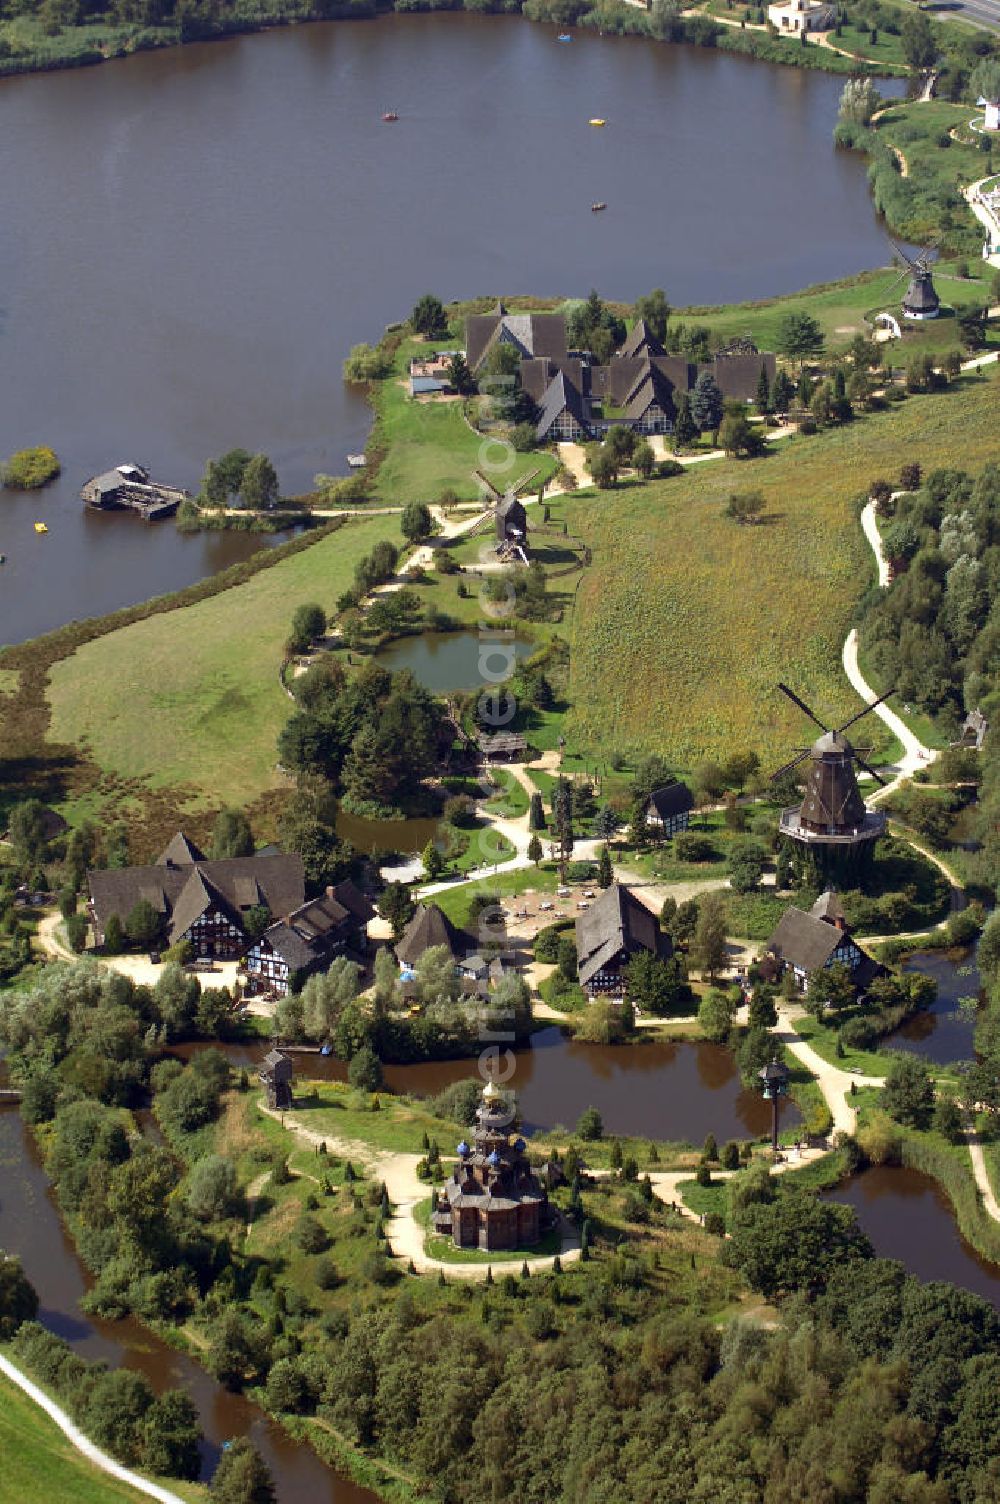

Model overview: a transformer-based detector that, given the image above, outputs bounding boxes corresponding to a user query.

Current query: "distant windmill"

[886,240,940,321]
[772,682,889,881]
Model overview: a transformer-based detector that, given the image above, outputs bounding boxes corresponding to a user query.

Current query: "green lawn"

[431,864,560,926]
[0,1367,206,1504]
[269,1083,462,1155]
[46,517,404,809]
[371,338,559,504]
[483,768,529,819]
[560,376,1000,772]
[677,262,996,358]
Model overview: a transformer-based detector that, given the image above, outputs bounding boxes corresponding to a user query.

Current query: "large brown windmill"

[773,682,889,882]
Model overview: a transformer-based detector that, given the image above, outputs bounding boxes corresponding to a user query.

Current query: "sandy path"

[772,1005,884,1134]
[966,1130,1000,1220]
[842,629,936,796]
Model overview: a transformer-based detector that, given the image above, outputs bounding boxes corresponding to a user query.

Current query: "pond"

[372,629,535,693]
[200,1026,800,1145]
[826,1165,1000,1308]
[883,945,982,1065]
[335,806,441,858]
[1,14,907,644]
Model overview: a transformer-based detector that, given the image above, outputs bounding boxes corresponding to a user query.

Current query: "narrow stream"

[0,1106,379,1502]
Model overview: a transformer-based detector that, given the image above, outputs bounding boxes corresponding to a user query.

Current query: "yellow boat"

[589,117,606,126]
[33,522,48,534]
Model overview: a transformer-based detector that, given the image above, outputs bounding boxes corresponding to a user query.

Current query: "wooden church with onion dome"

[430,1080,552,1251]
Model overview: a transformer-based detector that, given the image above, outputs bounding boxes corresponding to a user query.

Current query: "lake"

[1,14,905,644]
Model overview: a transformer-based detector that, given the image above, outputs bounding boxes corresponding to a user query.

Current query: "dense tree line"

[860,462,999,898]
[278,657,445,816]
[273,943,533,1062]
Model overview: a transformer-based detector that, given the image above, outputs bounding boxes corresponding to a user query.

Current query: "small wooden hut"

[260,1048,293,1110]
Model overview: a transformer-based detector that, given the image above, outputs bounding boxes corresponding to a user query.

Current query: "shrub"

[674,831,716,862]
[296,1214,329,1255]
[2,446,60,489]
[532,924,564,964]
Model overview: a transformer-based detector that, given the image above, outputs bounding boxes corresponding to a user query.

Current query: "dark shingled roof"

[395,903,463,966]
[620,319,665,361]
[260,890,360,972]
[466,312,568,373]
[158,831,206,867]
[535,369,588,442]
[647,782,695,820]
[811,890,846,926]
[87,841,305,947]
[621,362,677,424]
[592,354,693,406]
[576,883,670,987]
[768,908,841,972]
[705,352,776,402]
[261,1048,293,1079]
[799,733,868,831]
[330,878,375,926]
[903,272,940,315]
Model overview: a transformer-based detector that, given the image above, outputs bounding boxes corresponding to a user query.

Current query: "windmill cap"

[812,731,852,755]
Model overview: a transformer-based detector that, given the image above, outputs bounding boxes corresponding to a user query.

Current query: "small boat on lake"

[591,201,607,212]
[33,522,48,534]
[589,118,606,127]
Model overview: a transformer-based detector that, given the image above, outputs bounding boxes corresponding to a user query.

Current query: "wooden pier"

[81,463,189,521]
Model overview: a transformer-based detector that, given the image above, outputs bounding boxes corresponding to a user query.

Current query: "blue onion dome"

[488,1150,502,1167]
[457,1140,470,1157]
[513,1137,526,1152]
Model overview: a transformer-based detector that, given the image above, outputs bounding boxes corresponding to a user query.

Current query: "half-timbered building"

[242,880,374,996]
[576,882,673,1000]
[766,892,883,994]
[86,833,304,958]
[645,781,695,837]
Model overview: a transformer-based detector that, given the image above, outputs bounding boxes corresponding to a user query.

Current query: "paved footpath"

[0,1353,187,1504]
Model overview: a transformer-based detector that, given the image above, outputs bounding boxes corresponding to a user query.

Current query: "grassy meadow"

[562,373,1000,771]
[677,262,998,358]
[47,515,403,810]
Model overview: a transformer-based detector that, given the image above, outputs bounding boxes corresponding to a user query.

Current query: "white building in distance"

[768,0,835,33]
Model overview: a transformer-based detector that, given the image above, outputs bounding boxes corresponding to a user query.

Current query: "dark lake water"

[827,1165,1000,1308]
[885,946,982,1064]
[373,628,534,692]
[1,14,905,645]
